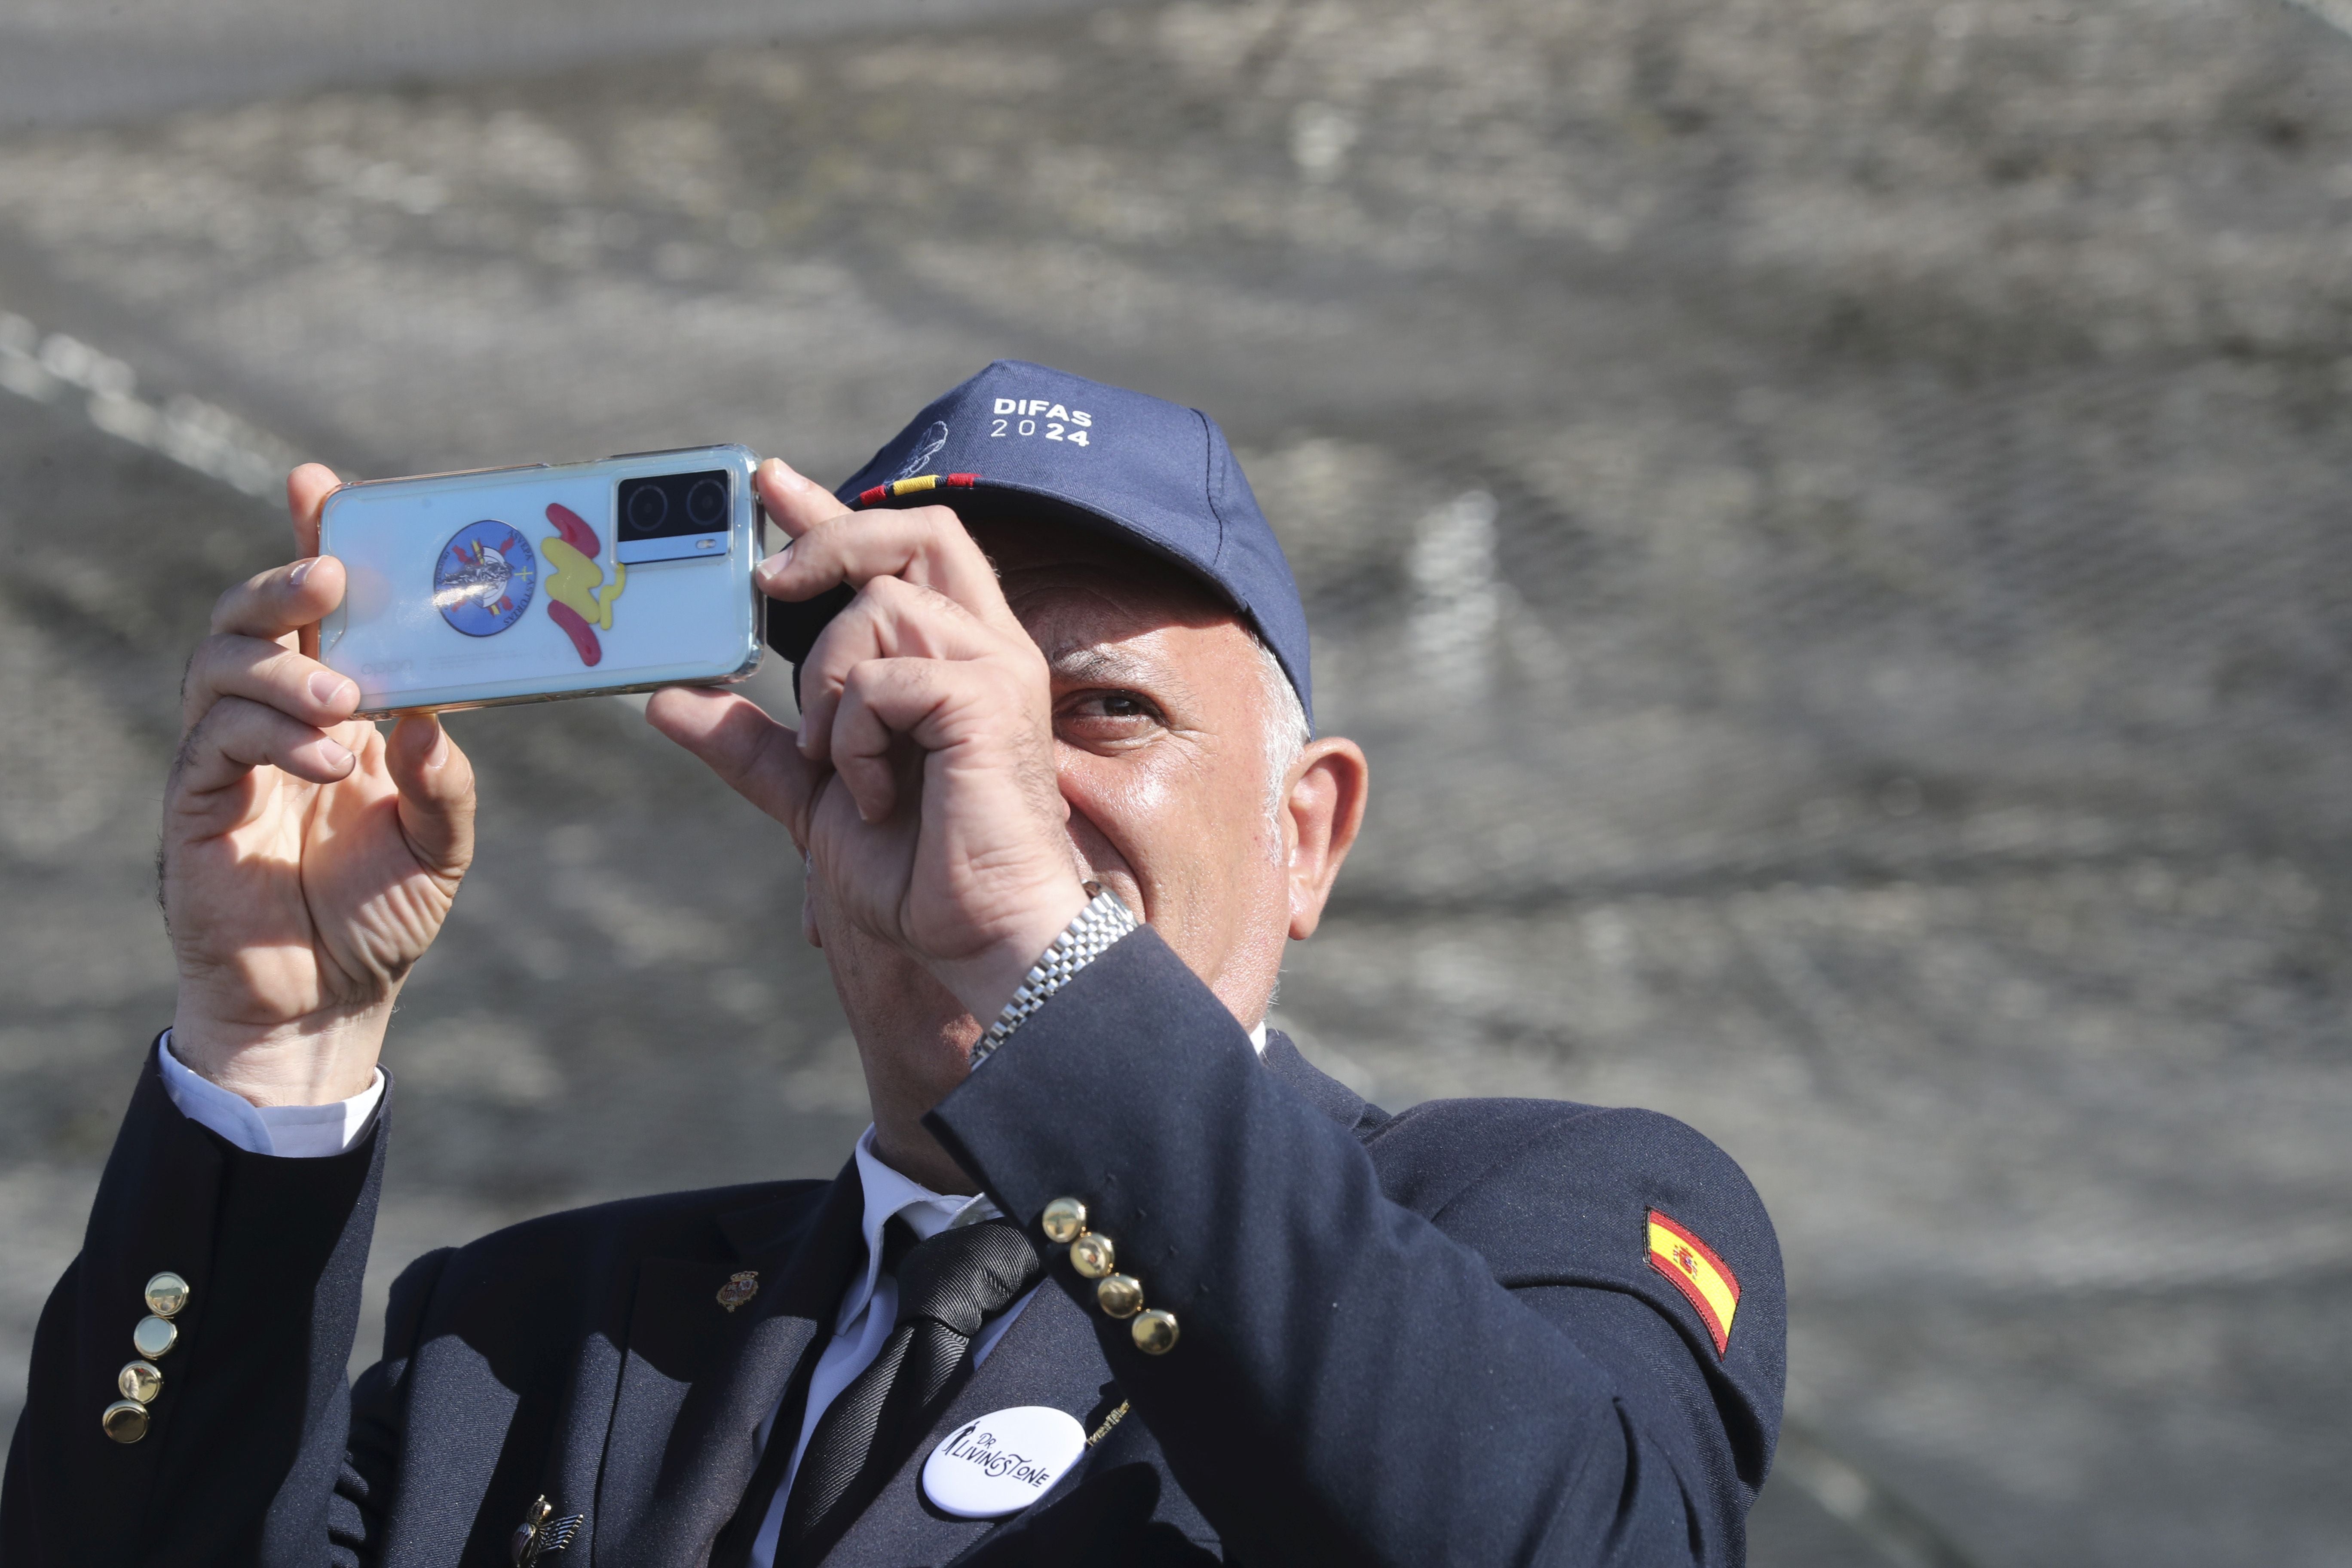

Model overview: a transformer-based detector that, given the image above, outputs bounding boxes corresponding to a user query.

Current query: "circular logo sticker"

[434,520,536,637]
[920,1406,1087,1520]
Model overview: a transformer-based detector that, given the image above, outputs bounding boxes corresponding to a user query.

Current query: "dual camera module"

[614,469,732,564]
[620,469,729,537]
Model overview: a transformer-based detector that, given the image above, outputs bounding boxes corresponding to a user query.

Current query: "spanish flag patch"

[1647,1209,1740,1356]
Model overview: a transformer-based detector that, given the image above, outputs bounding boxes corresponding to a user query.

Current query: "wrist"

[966,882,1140,1068]
[937,882,1095,1028]
[167,1003,389,1107]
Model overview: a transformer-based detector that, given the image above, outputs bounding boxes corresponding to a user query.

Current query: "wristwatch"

[970,882,1139,1068]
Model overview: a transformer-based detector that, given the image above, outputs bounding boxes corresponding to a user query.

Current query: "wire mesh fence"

[0,0,2348,1562]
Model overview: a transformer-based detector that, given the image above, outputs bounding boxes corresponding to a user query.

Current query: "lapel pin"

[717,1271,760,1312]
[921,1406,1087,1520]
[510,1495,585,1565]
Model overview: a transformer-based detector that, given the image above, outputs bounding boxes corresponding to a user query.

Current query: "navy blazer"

[3,926,1784,1565]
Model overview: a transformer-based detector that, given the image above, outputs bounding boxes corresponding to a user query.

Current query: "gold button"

[1041,1197,1087,1245]
[143,1272,190,1318]
[1130,1309,1179,1355]
[131,1315,178,1360]
[1096,1274,1144,1319]
[1069,1232,1115,1279]
[117,1360,163,1404]
[101,1400,150,1443]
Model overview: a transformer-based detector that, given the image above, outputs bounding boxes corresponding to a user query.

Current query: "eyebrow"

[1045,644,1197,708]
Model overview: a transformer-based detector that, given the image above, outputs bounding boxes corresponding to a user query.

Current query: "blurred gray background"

[2,0,2349,1564]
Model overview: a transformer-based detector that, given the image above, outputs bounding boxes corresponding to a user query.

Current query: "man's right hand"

[162,463,477,1106]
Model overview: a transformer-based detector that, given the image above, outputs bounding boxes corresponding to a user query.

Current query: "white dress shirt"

[741,1125,1024,1566]
[156,1017,1269,1557]
[158,1033,386,1157]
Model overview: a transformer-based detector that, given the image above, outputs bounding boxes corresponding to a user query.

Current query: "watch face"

[434,519,537,637]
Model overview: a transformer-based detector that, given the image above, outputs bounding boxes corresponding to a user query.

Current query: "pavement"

[2,0,2350,1563]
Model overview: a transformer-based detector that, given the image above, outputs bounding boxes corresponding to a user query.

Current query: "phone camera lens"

[626,484,668,534]
[686,478,728,528]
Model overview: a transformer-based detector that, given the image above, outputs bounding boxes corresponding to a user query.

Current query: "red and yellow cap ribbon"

[1647,1209,1740,1356]
[856,473,980,507]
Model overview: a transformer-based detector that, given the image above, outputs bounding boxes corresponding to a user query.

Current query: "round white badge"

[921,1406,1088,1520]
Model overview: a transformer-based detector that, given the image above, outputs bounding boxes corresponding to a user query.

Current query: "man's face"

[805,513,1297,1083]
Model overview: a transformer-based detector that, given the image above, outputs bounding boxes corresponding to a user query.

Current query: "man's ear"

[1282,737,1369,940]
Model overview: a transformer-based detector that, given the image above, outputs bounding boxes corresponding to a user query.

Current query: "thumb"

[286,462,338,559]
[286,463,341,660]
[646,686,824,845]
[385,715,476,878]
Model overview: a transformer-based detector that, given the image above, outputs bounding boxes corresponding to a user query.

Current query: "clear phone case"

[318,444,766,717]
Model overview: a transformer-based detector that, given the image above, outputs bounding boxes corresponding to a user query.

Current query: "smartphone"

[318,444,766,717]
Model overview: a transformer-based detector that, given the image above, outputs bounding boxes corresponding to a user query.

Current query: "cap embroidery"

[890,421,951,482]
[857,473,979,507]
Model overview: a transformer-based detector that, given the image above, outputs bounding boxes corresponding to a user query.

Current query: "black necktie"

[776,1215,1042,1565]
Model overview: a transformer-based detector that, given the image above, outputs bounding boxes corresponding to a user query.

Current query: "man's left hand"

[647,459,1089,1029]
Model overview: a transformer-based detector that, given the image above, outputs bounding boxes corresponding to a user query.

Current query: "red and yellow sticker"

[1647,1209,1740,1356]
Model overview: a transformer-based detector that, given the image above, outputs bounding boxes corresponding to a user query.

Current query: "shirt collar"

[840,1126,1003,1332]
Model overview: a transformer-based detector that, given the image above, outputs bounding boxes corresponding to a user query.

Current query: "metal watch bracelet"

[970,882,1139,1069]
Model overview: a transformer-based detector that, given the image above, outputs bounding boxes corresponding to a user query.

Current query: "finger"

[828,669,903,823]
[287,464,339,659]
[645,686,827,844]
[182,633,361,733]
[210,554,348,644]
[384,716,476,879]
[826,657,1032,825]
[755,458,850,541]
[173,694,358,799]
[287,463,337,557]
[755,502,1018,637]
[794,576,1016,763]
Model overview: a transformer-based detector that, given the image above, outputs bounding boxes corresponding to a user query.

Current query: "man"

[2,361,1783,1566]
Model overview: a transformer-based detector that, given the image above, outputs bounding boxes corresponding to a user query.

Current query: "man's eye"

[1063,691,1159,728]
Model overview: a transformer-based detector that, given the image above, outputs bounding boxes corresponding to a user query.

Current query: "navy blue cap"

[769,360,1312,729]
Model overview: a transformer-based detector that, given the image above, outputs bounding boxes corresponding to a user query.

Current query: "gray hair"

[1254,635,1311,826]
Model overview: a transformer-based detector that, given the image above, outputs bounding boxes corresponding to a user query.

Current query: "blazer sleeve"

[926,927,1786,1568]
[1,1039,394,1567]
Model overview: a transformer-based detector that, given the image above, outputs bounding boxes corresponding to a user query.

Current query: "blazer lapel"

[816,1281,1118,1566]
[591,1162,866,1568]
